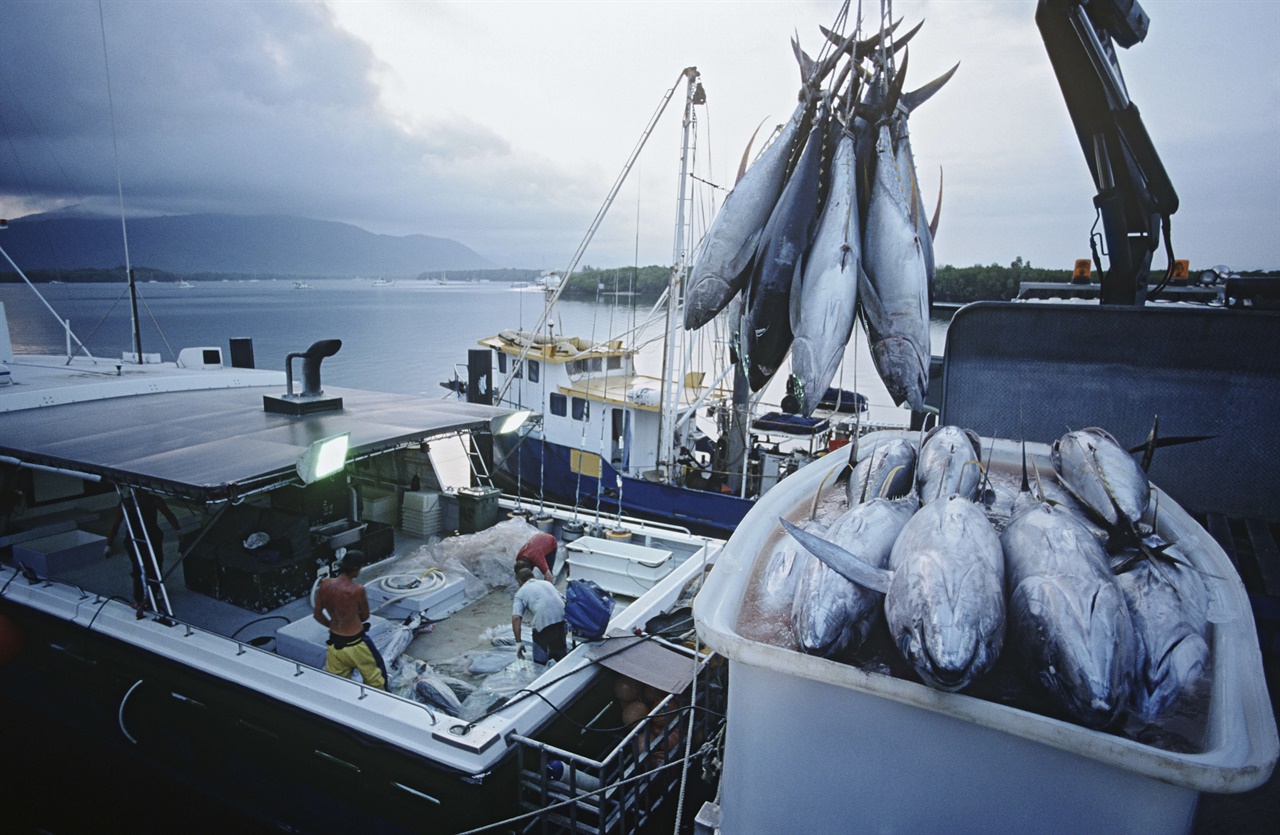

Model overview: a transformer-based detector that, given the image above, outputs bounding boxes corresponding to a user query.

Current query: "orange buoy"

[614,675,641,704]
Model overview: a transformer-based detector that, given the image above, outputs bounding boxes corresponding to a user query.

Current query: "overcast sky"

[0,0,1276,272]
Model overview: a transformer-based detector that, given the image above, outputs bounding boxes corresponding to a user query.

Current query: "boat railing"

[497,493,699,542]
[0,563,445,724]
[510,652,724,835]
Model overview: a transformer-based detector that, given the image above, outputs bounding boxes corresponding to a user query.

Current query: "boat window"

[572,397,589,421]
[528,360,539,383]
[497,351,507,374]
[569,359,581,376]
[607,356,622,371]
[589,357,603,373]
[550,393,567,416]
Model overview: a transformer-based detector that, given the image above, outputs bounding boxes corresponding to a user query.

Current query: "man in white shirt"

[512,565,567,664]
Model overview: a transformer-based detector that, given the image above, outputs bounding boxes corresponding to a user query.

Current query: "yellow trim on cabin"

[570,450,602,478]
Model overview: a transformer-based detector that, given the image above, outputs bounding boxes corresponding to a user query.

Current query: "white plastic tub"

[13,529,106,575]
[566,536,673,598]
[694,431,1278,834]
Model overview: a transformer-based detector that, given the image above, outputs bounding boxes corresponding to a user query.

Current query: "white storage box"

[566,536,673,598]
[365,571,468,622]
[401,491,442,537]
[362,491,398,526]
[694,431,1278,835]
[13,529,106,575]
[275,613,392,671]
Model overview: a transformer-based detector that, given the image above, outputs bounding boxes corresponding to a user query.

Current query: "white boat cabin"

[480,330,710,480]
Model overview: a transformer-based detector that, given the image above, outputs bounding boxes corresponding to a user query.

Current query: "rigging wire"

[96,0,140,361]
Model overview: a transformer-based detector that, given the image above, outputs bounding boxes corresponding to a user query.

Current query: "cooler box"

[361,490,399,526]
[566,536,673,598]
[365,570,469,622]
[694,432,1278,835]
[12,529,105,575]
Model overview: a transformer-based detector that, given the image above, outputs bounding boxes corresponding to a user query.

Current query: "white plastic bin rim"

[693,431,1279,794]
[566,536,672,567]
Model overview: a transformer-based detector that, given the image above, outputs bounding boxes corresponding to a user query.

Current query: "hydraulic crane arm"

[1036,0,1178,305]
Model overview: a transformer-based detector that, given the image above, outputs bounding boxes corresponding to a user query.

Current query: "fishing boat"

[292,280,312,290]
[449,69,877,539]
[0,288,725,833]
[372,277,395,287]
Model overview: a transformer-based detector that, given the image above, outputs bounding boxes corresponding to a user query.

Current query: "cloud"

[0,0,1277,271]
[0,0,593,265]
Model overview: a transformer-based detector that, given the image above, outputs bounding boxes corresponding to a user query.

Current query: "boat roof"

[558,372,711,413]
[479,332,633,364]
[0,370,512,503]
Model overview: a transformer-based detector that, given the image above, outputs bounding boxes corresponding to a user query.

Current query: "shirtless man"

[313,550,387,689]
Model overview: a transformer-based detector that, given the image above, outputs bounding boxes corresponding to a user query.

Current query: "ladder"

[116,485,175,620]
[466,433,495,488]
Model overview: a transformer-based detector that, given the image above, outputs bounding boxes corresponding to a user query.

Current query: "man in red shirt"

[516,532,557,582]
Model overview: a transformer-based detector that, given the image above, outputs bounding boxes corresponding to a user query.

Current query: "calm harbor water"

[1,278,949,421]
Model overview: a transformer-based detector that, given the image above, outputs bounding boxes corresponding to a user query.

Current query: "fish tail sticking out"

[738,118,770,185]
[900,62,960,115]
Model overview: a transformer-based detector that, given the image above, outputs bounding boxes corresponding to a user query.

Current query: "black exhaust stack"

[264,339,345,415]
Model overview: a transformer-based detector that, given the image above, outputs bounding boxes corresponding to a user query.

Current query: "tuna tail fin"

[792,36,816,88]
[780,519,892,594]
[738,118,770,184]
[901,61,960,114]
[929,167,943,239]
[1126,413,1216,472]
[820,18,917,62]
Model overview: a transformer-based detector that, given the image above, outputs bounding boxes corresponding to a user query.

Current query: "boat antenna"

[656,68,704,483]
[97,0,142,364]
[493,67,696,407]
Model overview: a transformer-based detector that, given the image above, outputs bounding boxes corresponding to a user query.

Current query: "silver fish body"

[1001,500,1136,728]
[786,494,1004,691]
[847,437,917,505]
[1051,427,1151,533]
[740,102,829,390]
[786,128,861,416]
[859,120,931,411]
[886,494,1005,691]
[1114,541,1211,720]
[685,99,812,331]
[916,425,982,504]
[788,497,917,657]
[759,525,813,612]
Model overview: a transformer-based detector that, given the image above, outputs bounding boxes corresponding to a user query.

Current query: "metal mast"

[656,67,703,483]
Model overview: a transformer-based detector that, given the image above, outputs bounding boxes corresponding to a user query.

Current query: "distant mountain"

[0,213,492,276]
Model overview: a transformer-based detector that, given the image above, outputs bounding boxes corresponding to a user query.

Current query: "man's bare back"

[313,574,369,638]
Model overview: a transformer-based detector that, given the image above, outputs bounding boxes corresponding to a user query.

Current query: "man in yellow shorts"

[313,550,387,689]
